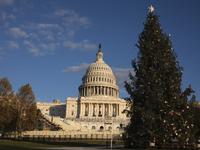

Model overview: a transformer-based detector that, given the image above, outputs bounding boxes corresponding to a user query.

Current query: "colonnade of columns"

[80,103,120,118]
[79,86,119,98]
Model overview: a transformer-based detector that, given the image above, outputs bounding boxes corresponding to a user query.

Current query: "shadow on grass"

[31,140,107,147]
[0,139,124,150]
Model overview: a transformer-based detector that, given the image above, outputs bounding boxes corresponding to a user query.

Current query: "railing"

[65,118,129,123]
[60,119,70,125]
[0,133,122,141]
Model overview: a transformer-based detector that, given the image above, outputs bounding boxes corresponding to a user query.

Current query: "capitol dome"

[78,44,119,98]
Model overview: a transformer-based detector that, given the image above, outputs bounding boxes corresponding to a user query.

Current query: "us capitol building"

[37,44,129,130]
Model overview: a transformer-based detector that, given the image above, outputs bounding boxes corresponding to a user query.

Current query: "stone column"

[96,103,99,117]
[80,103,82,116]
[108,104,111,116]
[88,103,91,116]
[83,103,85,116]
[102,103,105,117]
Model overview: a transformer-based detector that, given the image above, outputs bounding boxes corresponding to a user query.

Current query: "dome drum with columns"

[78,45,119,98]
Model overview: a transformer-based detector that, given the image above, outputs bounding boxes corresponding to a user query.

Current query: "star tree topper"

[148,5,154,13]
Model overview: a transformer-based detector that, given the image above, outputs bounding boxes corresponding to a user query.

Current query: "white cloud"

[39,43,60,51]
[112,67,135,88]
[9,27,29,38]
[24,40,60,56]
[8,14,16,19]
[24,40,43,56]
[119,89,127,94]
[46,35,54,40]
[63,63,91,74]
[38,30,53,35]
[36,23,59,29]
[55,9,91,28]
[63,40,97,51]
[30,33,39,40]
[0,0,14,6]
[7,41,19,49]
[54,9,74,16]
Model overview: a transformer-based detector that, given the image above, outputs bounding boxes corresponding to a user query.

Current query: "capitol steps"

[43,113,81,131]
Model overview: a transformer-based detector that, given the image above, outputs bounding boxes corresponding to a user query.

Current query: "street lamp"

[105,116,113,149]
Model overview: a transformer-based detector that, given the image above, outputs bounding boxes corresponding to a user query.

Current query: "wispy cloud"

[55,9,92,28]
[24,40,43,56]
[30,33,39,41]
[38,30,53,36]
[54,9,74,16]
[0,0,14,6]
[7,41,19,49]
[39,43,60,51]
[36,23,59,29]
[46,35,54,40]
[63,40,97,51]
[63,63,91,74]
[1,11,6,20]
[112,67,135,88]
[24,40,60,56]
[9,27,29,38]
[7,14,16,19]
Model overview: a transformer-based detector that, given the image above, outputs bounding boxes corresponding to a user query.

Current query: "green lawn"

[0,140,124,150]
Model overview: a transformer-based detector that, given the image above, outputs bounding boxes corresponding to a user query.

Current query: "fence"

[0,132,123,141]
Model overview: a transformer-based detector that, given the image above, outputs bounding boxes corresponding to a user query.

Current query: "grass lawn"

[0,139,124,150]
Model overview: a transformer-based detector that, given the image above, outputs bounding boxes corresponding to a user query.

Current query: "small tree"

[124,6,195,148]
[16,83,37,131]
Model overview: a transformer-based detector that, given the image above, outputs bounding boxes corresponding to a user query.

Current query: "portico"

[79,102,121,118]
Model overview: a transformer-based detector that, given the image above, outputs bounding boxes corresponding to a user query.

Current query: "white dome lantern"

[78,44,119,98]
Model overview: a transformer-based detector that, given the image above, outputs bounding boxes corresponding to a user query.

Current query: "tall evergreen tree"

[124,6,195,148]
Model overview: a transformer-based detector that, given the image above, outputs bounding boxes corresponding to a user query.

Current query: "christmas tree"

[124,5,196,148]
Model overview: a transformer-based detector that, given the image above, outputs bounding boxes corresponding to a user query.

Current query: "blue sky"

[0,0,200,103]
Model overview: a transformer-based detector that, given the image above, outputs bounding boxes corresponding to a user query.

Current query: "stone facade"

[37,45,129,130]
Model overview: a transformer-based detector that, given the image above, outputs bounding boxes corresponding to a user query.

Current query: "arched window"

[100,126,104,129]
[92,126,96,129]
[108,126,112,130]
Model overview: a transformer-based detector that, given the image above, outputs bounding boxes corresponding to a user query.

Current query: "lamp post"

[105,116,113,149]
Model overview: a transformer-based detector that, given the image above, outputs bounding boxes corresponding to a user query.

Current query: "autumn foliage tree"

[16,83,37,131]
[124,6,196,148]
[0,77,37,132]
[0,78,18,131]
